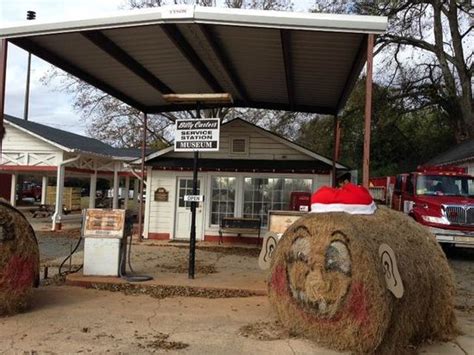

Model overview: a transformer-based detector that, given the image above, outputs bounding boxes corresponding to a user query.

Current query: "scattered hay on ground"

[142,243,260,257]
[238,321,290,341]
[142,332,189,351]
[156,260,217,275]
[0,200,40,316]
[90,283,258,299]
[268,206,457,354]
[35,228,81,239]
[41,274,66,287]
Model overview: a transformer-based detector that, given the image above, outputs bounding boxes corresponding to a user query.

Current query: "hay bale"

[268,206,457,354]
[0,200,40,316]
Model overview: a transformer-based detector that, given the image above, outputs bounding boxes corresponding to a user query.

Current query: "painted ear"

[379,244,404,298]
[258,232,279,270]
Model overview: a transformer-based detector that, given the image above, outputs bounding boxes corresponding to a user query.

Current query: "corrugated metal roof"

[0,5,387,115]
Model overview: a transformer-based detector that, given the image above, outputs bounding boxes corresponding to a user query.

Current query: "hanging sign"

[174,118,220,152]
[184,195,204,202]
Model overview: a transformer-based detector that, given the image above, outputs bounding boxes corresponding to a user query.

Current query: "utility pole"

[23,10,36,121]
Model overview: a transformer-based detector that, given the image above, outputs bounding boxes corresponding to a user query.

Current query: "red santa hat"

[311,183,376,214]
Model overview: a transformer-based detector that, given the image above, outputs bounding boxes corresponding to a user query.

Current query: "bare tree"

[314,0,473,142]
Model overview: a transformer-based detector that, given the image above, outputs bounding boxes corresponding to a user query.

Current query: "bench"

[30,204,71,218]
[30,204,54,218]
[219,217,261,244]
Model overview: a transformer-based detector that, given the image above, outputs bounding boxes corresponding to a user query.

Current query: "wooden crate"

[46,186,82,211]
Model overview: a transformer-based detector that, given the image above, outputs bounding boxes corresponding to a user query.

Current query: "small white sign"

[161,6,193,19]
[174,118,220,152]
[184,195,204,202]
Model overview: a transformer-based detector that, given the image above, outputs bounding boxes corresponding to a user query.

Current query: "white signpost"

[174,118,220,152]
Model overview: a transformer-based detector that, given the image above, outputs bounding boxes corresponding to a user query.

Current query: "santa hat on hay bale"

[310,183,376,215]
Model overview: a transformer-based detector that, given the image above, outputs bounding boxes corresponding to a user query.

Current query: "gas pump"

[83,209,127,276]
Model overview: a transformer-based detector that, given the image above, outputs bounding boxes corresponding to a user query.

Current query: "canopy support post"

[10,173,17,207]
[363,34,374,188]
[332,115,341,187]
[41,176,48,204]
[124,175,130,209]
[89,170,97,209]
[0,39,7,151]
[112,162,120,209]
[137,112,147,242]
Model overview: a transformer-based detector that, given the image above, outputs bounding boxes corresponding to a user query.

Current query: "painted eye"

[297,251,307,262]
[325,240,351,275]
[290,237,310,263]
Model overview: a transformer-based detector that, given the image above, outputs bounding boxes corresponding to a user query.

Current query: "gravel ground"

[1,229,472,354]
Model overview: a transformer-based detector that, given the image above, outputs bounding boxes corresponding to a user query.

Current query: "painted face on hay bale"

[268,207,457,353]
[284,226,352,318]
[0,200,40,316]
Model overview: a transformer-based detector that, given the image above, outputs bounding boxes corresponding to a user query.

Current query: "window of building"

[210,176,236,226]
[243,177,312,226]
[178,179,201,208]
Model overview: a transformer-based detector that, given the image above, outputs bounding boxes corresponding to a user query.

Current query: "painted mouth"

[289,284,331,316]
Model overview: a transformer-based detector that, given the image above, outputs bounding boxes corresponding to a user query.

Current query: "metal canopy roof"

[0,6,387,115]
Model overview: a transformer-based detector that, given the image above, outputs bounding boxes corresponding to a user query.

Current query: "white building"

[142,118,347,243]
[0,115,141,230]
[427,139,474,175]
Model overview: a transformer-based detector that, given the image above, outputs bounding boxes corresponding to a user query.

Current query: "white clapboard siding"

[462,161,474,176]
[167,119,313,161]
[3,124,58,152]
[147,171,176,235]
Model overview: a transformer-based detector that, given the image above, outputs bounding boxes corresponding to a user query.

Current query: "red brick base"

[148,233,170,240]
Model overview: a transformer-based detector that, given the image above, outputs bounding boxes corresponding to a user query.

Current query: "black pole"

[24,53,31,121]
[188,103,200,279]
[24,11,36,121]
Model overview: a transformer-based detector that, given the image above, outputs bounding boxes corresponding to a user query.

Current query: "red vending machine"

[289,192,311,212]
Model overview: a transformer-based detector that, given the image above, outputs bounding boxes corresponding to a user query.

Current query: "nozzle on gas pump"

[119,210,153,282]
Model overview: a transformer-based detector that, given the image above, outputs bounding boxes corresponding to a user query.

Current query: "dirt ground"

[1,227,473,354]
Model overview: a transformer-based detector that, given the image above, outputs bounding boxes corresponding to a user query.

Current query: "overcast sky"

[0,0,314,135]
[1,0,133,134]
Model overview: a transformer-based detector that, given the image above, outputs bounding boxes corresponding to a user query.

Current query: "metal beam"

[199,25,250,103]
[161,24,224,93]
[280,30,295,109]
[146,100,336,116]
[336,35,368,113]
[82,31,174,95]
[0,39,7,148]
[12,38,147,112]
[362,34,374,188]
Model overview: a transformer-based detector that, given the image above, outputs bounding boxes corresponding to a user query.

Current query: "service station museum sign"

[174,118,220,152]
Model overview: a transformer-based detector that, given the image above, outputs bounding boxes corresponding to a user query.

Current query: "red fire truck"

[387,166,474,248]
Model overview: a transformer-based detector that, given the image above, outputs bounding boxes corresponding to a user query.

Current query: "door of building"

[174,177,203,240]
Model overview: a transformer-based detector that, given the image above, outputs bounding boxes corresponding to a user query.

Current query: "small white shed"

[142,118,347,243]
[0,115,141,230]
